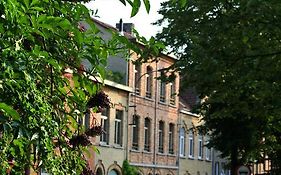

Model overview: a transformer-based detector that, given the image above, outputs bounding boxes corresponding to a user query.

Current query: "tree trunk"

[230,146,239,175]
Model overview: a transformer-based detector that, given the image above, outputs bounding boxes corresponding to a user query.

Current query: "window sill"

[113,145,124,149]
[205,159,212,162]
[156,152,166,156]
[198,157,204,161]
[168,104,176,108]
[188,156,195,160]
[158,101,167,106]
[168,153,176,157]
[143,151,153,154]
[130,149,141,153]
[179,155,186,159]
[144,97,155,102]
[99,143,110,147]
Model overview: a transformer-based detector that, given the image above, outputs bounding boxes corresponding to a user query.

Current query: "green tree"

[0,0,158,174]
[122,160,139,175]
[157,0,281,173]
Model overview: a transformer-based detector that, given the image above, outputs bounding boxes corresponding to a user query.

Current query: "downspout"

[153,59,159,175]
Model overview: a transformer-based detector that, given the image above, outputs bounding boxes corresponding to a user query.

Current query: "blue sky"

[85,0,165,39]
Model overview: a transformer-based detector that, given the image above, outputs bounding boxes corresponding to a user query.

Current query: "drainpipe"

[153,59,159,175]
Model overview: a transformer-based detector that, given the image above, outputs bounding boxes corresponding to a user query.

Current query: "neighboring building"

[178,104,212,175]
[127,53,180,175]
[91,80,132,175]
[82,18,230,175]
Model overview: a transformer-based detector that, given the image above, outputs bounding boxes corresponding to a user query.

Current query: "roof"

[91,18,177,61]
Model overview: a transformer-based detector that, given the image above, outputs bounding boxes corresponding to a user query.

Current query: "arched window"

[146,66,153,98]
[158,121,164,153]
[179,127,185,156]
[134,64,142,95]
[96,167,103,175]
[188,129,194,158]
[144,118,151,151]
[168,123,175,154]
[109,169,119,175]
[132,115,139,150]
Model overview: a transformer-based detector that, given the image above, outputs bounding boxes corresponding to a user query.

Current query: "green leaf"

[0,103,20,120]
[131,0,141,17]
[119,0,126,6]
[143,0,150,13]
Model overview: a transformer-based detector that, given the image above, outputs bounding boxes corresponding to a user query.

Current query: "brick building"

[127,53,179,175]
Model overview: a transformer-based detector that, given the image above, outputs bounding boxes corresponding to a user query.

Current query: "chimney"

[116,19,134,35]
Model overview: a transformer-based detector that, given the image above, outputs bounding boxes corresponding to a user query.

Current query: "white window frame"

[158,121,164,153]
[168,123,174,154]
[100,109,109,144]
[198,134,203,159]
[179,128,185,157]
[114,110,123,146]
[188,130,194,158]
[144,118,150,151]
[132,115,139,150]
[205,140,212,161]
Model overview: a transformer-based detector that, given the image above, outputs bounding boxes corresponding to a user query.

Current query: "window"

[158,121,164,153]
[146,66,153,98]
[109,169,119,175]
[132,115,139,150]
[179,128,185,157]
[168,123,174,154]
[144,118,151,151]
[205,139,212,161]
[188,129,194,158]
[170,82,176,105]
[215,162,219,175]
[198,134,203,159]
[134,64,141,95]
[114,110,123,146]
[159,72,166,102]
[100,108,109,144]
[96,167,103,175]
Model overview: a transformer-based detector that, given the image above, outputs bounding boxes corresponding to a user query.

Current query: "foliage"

[122,160,139,175]
[157,0,281,172]
[0,0,160,174]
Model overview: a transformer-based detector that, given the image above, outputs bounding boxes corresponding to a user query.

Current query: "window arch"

[109,169,119,175]
[96,167,104,175]
[144,117,151,151]
[146,66,153,98]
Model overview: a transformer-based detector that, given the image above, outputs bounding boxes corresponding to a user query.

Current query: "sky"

[85,0,166,39]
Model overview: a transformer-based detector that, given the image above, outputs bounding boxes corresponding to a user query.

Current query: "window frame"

[144,117,151,151]
[168,123,174,154]
[198,134,203,159]
[134,64,142,95]
[179,127,186,157]
[114,109,123,146]
[145,66,153,98]
[158,121,164,153]
[132,115,139,150]
[100,108,109,144]
[188,129,194,158]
